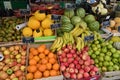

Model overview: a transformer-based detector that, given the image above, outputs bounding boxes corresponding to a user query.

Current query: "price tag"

[0,53,4,61]
[51,14,61,21]
[51,23,61,30]
[84,35,94,41]
[4,1,12,9]
[101,28,111,34]
[118,26,120,32]
[65,3,76,9]
[22,37,34,43]
[105,33,113,41]
[20,9,30,15]
[102,20,110,27]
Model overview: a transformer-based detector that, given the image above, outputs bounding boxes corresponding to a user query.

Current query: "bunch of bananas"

[75,37,84,51]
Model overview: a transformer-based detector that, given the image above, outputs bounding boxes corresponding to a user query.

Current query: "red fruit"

[90,59,94,64]
[86,56,91,61]
[74,69,78,74]
[57,50,63,55]
[21,56,26,60]
[76,64,81,69]
[62,46,66,50]
[79,59,84,65]
[17,64,22,67]
[84,61,90,66]
[82,54,88,60]
[84,66,90,72]
[73,60,78,65]
[62,58,67,62]
[81,65,85,69]
[21,60,25,65]
[69,68,74,73]
[66,68,70,72]
[90,71,96,77]
[19,76,25,80]
[69,63,75,68]
[93,67,98,72]
[77,73,83,79]
[70,49,76,54]
[83,72,89,78]
[75,57,80,61]
[67,45,72,50]
[4,55,10,58]
[89,65,94,70]
[61,53,66,58]
[67,54,73,58]
[68,58,74,63]
[70,73,77,79]
[60,65,66,71]
[73,54,77,58]
[79,69,84,74]
[64,48,69,53]
[15,70,23,77]
[64,72,70,78]
[64,62,69,67]
[12,61,17,66]
[84,46,89,51]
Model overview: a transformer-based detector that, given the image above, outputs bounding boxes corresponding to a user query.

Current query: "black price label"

[22,37,34,43]
[51,23,61,30]
[39,10,46,13]
[66,3,76,9]
[84,35,94,41]
[20,9,30,15]
[118,26,120,32]
[102,20,110,27]
[51,14,61,21]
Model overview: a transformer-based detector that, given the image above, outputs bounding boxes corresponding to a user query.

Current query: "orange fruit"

[33,56,40,62]
[37,64,41,68]
[54,54,57,59]
[31,49,39,55]
[44,49,49,55]
[37,45,46,53]
[39,53,45,59]
[49,58,56,64]
[57,71,60,75]
[41,58,48,64]
[46,63,52,70]
[29,53,34,59]
[39,64,47,72]
[29,59,37,65]
[50,70,57,76]
[53,63,59,70]
[26,73,33,80]
[28,65,37,73]
[43,70,50,77]
[34,71,42,79]
[48,52,54,58]
[30,47,35,52]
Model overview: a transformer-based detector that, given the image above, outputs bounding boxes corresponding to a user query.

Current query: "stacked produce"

[105,17,120,33]
[0,17,23,42]
[0,45,27,80]
[26,44,60,80]
[22,10,54,38]
[88,38,120,72]
[57,8,100,37]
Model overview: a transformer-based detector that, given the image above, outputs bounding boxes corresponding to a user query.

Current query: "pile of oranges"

[26,44,60,80]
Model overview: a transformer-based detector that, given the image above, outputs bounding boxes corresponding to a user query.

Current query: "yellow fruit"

[109,20,115,28]
[22,27,33,37]
[27,18,40,30]
[47,14,51,19]
[41,18,53,29]
[29,16,37,20]
[33,28,43,38]
[43,29,53,36]
[114,17,120,23]
[34,10,46,21]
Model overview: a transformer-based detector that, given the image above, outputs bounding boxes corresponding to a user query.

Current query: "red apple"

[64,72,70,78]
[77,73,83,79]
[83,72,89,78]
[21,51,26,56]
[21,59,26,65]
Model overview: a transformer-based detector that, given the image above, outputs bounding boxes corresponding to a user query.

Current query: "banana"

[75,22,86,30]
[84,30,90,36]
[70,26,79,34]
[80,37,84,49]
[76,37,82,51]
[56,37,63,50]
[74,28,84,37]
[81,33,85,40]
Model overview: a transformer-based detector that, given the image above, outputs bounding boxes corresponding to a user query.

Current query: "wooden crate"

[101,71,120,80]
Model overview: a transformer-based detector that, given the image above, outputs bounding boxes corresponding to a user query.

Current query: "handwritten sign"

[51,23,61,30]
[51,14,61,21]
[22,37,34,43]
[20,9,30,15]
[84,35,94,41]
[102,20,110,27]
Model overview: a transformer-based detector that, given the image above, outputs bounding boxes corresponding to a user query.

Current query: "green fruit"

[12,78,18,80]
[101,47,107,53]
[91,44,96,48]
[95,64,99,67]
[107,44,113,49]
[88,51,92,55]
[109,40,113,44]
[97,45,101,49]
[113,65,119,71]
[100,53,105,57]
[99,56,104,61]
[99,62,103,67]
[94,40,99,44]
[108,66,114,71]
[94,59,99,64]
[94,51,100,55]
[110,48,116,53]
[103,61,109,66]
[91,54,96,59]
[106,52,112,56]
[113,53,119,58]
[93,47,98,51]
[102,66,107,72]
[112,58,118,64]
[6,69,13,75]
[105,56,111,61]
[109,62,114,66]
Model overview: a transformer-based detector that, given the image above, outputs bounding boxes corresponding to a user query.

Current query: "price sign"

[51,14,61,21]
[101,28,111,34]
[102,20,110,27]
[20,9,30,15]
[51,23,61,30]
[118,26,120,32]
[22,37,34,43]
[84,35,94,41]
[105,33,113,41]
[65,3,76,9]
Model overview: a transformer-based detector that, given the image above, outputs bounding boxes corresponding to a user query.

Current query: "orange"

[31,49,39,55]
[26,73,33,80]
[41,58,48,64]
[48,52,54,58]
[30,47,35,52]
[34,71,42,79]
[29,53,34,59]
[57,71,60,75]
[37,44,46,53]
[33,56,40,62]
[39,53,45,59]
[39,64,46,72]
[28,65,37,73]
[46,63,52,70]
[50,70,57,76]
[43,70,50,77]
[44,49,49,55]
[29,59,37,65]
[53,63,59,70]
[49,58,56,64]
[54,54,57,59]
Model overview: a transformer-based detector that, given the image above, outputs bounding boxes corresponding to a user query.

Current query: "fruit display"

[88,38,120,72]
[57,8,100,36]
[105,17,120,33]
[0,17,24,42]
[22,10,54,38]
[26,44,60,80]
[0,45,27,80]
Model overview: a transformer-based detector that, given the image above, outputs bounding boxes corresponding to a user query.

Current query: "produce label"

[51,14,61,21]
[65,3,76,9]
[51,23,61,30]
[22,37,34,43]
[20,9,30,15]
[105,33,113,41]
[102,20,110,27]
[3,1,12,9]
[118,26,120,32]
[101,28,111,34]
[84,35,94,41]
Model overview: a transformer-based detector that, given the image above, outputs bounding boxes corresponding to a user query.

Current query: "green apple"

[104,56,111,61]
[93,47,98,51]
[102,66,107,72]
[99,62,103,67]
[101,47,107,53]
[113,53,119,58]
[91,54,96,59]
[99,56,104,62]
[109,40,113,44]
[7,69,13,75]
[109,62,114,66]
[112,58,118,64]
[16,54,21,59]
[107,44,113,49]
[94,59,99,64]
[94,40,99,44]
[108,66,114,71]
[113,65,119,71]
[103,61,109,66]
[106,52,112,56]
[99,53,105,57]
[94,51,100,55]
[110,48,116,53]
[97,44,101,49]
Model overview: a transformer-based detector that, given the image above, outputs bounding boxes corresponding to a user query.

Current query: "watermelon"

[61,15,71,24]
[88,21,100,31]
[76,8,86,18]
[64,9,75,18]
[84,14,96,23]
[71,16,81,25]
[61,23,74,32]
